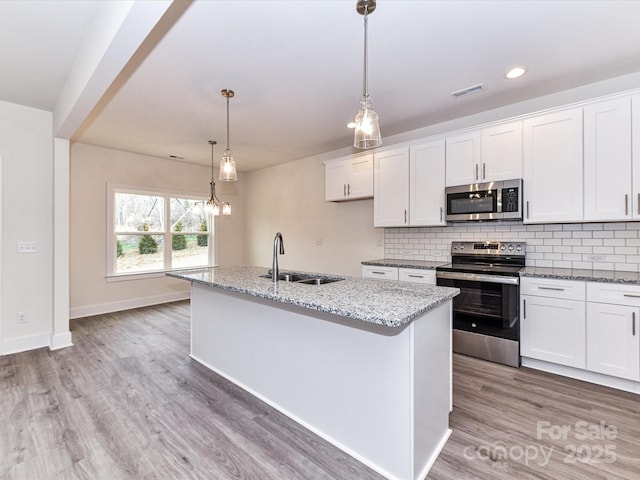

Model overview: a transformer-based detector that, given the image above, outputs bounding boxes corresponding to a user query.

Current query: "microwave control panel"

[501,187,520,212]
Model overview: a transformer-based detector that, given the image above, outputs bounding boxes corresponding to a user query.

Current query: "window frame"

[106,183,214,281]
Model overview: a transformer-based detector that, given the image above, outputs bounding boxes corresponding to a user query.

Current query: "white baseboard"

[50,331,73,350]
[70,290,190,319]
[1,331,50,356]
[522,357,640,394]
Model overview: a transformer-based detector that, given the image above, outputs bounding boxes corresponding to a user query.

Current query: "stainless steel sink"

[295,277,343,285]
[260,272,343,285]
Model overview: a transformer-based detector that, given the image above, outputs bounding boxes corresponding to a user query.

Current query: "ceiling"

[3,0,640,172]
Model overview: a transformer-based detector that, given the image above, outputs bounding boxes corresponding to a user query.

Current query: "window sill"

[106,265,216,282]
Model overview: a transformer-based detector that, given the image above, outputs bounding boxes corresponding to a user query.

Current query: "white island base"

[190,283,452,480]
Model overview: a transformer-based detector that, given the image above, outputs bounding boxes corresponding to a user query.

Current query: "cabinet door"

[632,95,640,219]
[361,265,399,281]
[586,302,640,381]
[374,148,409,227]
[481,121,522,182]
[398,268,436,284]
[584,97,632,221]
[410,139,445,226]
[325,159,347,201]
[347,154,373,199]
[445,131,481,186]
[521,295,586,368]
[523,108,583,223]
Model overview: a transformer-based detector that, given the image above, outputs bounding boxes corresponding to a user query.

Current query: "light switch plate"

[17,241,38,253]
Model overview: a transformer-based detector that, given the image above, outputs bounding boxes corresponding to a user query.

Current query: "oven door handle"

[436,271,520,285]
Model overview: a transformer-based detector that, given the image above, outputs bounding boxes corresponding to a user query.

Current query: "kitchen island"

[168,266,458,480]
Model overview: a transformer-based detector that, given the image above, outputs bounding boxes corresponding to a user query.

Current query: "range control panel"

[451,241,526,256]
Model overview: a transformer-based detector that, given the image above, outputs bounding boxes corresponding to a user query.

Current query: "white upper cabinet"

[584,97,633,221]
[445,121,522,187]
[445,131,480,186]
[633,94,640,219]
[374,147,410,227]
[324,154,373,201]
[410,139,446,226]
[481,121,523,182]
[523,108,584,223]
[374,141,446,227]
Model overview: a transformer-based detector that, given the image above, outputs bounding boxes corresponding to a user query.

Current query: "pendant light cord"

[226,95,230,150]
[363,4,369,96]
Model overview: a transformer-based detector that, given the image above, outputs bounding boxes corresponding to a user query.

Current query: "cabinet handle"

[347,184,351,196]
[538,286,565,291]
[408,274,424,278]
[523,298,526,319]
[623,294,640,298]
[637,193,639,215]
[625,194,629,216]
[440,206,443,222]
[475,164,479,181]
[633,312,636,336]
[343,184,347,196]
[526,201,530,219]
[482,162,486,180]
[404,209,408,224]
[371,271,386,275]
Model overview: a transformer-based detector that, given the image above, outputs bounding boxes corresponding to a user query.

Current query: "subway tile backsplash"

[384,222,640,272]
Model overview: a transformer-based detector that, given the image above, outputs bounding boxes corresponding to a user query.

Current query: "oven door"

[436,273,520,340]
[445,181,502,221]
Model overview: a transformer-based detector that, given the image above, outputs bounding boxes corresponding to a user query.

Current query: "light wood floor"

[1,301,638,479]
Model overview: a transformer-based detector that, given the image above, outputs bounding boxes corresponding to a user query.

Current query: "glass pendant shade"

[205,140,230,217]
[219,148,237,182]
[353,94,381,149]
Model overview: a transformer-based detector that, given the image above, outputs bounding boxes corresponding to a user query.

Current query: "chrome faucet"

[272,232,285,282]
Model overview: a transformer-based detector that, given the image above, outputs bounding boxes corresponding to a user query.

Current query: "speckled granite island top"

[520,266,640,284]
[361,259,446,269]
[167,265,459,328]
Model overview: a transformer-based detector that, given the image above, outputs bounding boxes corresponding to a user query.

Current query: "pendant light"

[219,89,238,182]
[353,0,382,149]
[205,140,231,216]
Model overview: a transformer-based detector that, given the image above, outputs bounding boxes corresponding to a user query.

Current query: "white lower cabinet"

[586,284,640,381]
[521,278,586,368]
[361,265,398,281]
[398,268,436,285]
[362,265,436,285]
[521,277,640,388]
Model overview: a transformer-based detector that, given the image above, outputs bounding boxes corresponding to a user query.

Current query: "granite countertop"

[167,265,459,328]
[361,259,447,270]
[520,266,640,284]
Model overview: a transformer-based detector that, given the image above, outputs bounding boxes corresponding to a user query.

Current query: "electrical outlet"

[377,237,384,247]
[316,238,323,246]
[17,241,38,253]
[17,311,27,324]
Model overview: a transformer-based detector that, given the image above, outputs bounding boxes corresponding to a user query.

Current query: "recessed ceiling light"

[347,122,356,129]
[505,66,527,79]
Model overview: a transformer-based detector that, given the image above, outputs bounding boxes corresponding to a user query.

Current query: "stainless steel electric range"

[436,241,526,367]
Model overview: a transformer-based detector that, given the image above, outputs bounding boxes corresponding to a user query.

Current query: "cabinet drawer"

[398,268,436,284]
[361,265,398,281]
[521,277,586,301]
[587,282,640,307]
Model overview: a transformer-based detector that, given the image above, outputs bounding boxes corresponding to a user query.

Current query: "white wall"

[69,143,245,318]
[0,100,54,354]
[244,154,384,277]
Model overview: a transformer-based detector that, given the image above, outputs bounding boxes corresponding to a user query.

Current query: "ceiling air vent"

[451,83,484,98]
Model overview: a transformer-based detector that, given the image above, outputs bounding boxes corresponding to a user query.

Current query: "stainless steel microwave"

[445,179,523,222]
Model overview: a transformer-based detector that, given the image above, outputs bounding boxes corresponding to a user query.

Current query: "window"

[107,185,213,278]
